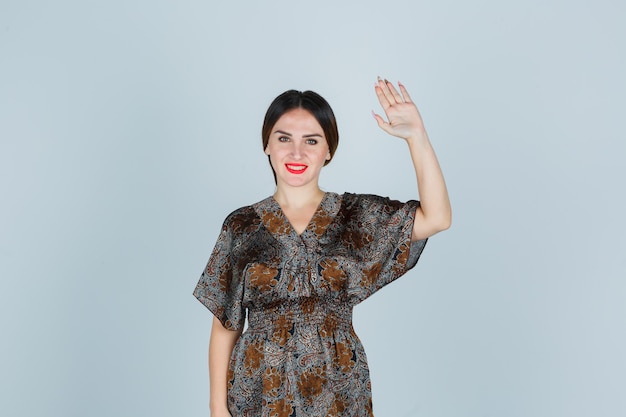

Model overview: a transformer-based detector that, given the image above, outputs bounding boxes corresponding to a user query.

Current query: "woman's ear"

[264,147,270,156]
[326,151,331,160]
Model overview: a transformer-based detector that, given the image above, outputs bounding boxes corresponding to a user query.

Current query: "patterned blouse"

[194,192,427,417]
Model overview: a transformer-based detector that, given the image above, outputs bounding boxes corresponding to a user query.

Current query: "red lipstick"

[285,163,308,174]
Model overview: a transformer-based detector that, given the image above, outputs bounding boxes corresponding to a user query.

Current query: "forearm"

[209,316,242,415]
[372,78,451,239]
[406,129,451,240]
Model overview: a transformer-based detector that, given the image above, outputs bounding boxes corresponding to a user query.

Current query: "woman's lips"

[285,164,308,174]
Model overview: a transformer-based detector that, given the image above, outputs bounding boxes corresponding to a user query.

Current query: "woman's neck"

[273,184,324,210]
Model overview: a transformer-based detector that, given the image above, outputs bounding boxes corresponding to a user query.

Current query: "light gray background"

[1,0,625,416]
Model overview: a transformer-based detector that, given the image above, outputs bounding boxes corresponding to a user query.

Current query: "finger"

[398,82,413,103]
[374,82,392,110]
[377,76,397,105]
[385,80,404,104]
[371,111,394,135]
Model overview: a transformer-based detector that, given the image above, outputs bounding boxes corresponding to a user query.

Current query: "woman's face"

[264,108,331,189]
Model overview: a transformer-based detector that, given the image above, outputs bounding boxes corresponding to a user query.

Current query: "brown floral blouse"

[193,192,427,417]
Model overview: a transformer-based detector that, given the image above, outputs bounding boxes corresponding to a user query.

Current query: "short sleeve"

[193,216,245,331]
[344,193,427,304]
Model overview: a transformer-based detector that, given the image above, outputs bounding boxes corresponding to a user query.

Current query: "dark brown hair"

[262,90,339,183]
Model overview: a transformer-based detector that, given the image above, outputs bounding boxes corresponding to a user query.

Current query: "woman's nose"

[289,142,303,159]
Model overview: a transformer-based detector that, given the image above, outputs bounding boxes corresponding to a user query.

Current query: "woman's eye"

[306,139,318,145]
[278,136,290,142]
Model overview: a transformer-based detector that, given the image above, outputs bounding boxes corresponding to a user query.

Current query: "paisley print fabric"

[193,192,427,416]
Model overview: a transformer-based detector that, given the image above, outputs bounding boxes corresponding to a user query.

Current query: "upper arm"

[210,315,243,343]
[412,206,451,241]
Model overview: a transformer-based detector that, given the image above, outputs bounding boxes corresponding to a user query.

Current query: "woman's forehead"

[273,108,324,135]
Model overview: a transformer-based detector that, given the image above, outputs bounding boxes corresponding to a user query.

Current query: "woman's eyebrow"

[273,130,323,138]
[273,130,292,136]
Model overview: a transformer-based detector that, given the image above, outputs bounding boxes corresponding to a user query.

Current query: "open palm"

[373,78,426,140]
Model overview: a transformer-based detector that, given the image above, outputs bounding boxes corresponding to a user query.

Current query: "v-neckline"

[271,192,328,237]
[253,192,341,242]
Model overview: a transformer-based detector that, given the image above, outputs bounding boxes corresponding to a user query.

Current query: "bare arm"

[209,316,242,417]
[373,78,452,241]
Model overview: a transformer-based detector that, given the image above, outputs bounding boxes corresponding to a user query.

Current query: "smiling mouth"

[285,164,308,174]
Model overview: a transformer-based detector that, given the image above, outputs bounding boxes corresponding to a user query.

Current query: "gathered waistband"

[247,298,353,332]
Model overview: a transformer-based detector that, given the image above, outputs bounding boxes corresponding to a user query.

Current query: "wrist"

[405,130,430,147]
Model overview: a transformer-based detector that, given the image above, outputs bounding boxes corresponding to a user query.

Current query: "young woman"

[194,78,451,417]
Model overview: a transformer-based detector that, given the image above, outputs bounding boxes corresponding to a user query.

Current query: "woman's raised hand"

[372,78,426,141]
[372,77,452,239]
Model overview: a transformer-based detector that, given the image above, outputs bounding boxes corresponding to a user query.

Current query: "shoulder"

[341,192,409,213]
[223,204,255,223]
[221,204,261,235]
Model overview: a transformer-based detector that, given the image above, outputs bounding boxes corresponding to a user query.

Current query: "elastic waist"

[247,298,352,331]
